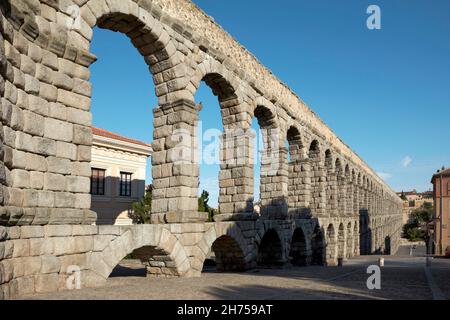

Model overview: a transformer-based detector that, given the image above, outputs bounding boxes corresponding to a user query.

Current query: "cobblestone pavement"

[21,248,450,300]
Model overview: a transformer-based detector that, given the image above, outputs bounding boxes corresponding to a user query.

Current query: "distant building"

[431,167,450,255]
[396,189,434,225]
[90,127,152,225]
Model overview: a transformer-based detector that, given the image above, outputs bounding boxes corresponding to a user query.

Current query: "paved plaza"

[20,246,450,300]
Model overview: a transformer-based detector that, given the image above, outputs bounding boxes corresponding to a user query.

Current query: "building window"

[120,172,132,197]
[91,169,106,196]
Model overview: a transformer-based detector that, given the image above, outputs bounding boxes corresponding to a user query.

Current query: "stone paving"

[20,247,450,300]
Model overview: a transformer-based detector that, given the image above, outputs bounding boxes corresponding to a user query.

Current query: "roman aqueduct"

[0,0,403,299]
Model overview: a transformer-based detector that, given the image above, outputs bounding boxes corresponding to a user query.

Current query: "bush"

[130,185,153,224]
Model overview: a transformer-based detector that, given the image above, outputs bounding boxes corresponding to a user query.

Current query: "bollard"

[378,257,385,267]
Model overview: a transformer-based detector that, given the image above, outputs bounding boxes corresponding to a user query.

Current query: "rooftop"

[92,127,151,148]
[431,167,450,181]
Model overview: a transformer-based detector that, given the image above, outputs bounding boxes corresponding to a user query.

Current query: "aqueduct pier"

[0,0,402,299]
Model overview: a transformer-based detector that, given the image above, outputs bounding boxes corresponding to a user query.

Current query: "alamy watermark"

[366,265,381,290]
[66,265,81,290]
[367,5,382,30]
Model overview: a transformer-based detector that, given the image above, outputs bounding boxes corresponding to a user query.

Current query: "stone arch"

[344,164,351,216]
[257,228,284,267]
[326,224,337,265]
[309,140,325,217]
[286,126,303,162]
[337,223,346,259]
[85,1,181,101]
[198,223,251,273]
[80,1,202,223]
[311,225,325,265]
[91,226,190,280]
[192,59,242,104]
[194,70,244,218]
[325,150,335,217]
[254,104,286,219]
[335,158,345,217]
[286,126,308,218]
[209,235,247,272]
[289,226,310,266]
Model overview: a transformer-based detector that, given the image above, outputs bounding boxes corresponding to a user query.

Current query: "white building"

[90,127,152,225]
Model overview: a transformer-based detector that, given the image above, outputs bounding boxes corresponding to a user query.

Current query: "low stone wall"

[0,216,402,300]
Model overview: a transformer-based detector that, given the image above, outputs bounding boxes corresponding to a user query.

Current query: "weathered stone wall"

[0,0,404,300]
[0,217,402,299]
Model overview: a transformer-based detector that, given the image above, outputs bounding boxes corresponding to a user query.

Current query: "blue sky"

[90,0,450,207]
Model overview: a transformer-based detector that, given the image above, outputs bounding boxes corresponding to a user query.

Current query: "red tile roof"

[92,127,151,148]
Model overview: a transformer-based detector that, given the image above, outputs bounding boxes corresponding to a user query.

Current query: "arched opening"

[308,140,323,217]
[326,224,336,265]
[344,165,351,216]
[195,78,229,221]
[193,71,246,221]
[89,15,158,226]
[203,235,246,272]
[338,223,346,259]
[258,229,284,267]
[311,226,325,265]
[346,222,353,258]
[252,106,282,218]
[286,127,306,218]
[110,245,178,278]
[289,228,309,266]
[325,150,334,217]
[335,159,344,218]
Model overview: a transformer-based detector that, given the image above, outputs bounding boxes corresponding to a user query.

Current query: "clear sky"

[90,0,450,208]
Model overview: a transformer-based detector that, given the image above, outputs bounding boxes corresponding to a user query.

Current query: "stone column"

[346,178,354,217]
[315,160,327,218]
[289,158,312,218]
[338,173,346,217]
[151,99,207,224]
[215,128,255,221]
[260,146,289,220]
[353,180,359,219]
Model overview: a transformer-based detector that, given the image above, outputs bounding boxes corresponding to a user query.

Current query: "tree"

[403,203,435,242]
[400,192,407,201]
[131,185,153,224]
[198,190,210,213]
[198,190,218,222]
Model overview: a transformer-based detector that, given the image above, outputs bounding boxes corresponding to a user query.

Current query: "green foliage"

[412,204,434,224]
[403,223,425,242]
[400,192,407,201]
[198,190,218,222]
[131,185,153,224]
[403,203,434,241]
[198,190,210,213]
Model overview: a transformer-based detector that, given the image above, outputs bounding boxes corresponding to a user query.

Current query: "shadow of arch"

[289,227,310,266]
[257,229,284,267]
[198,223,252,274]
[91,226,190,281]
[384,236,391,255]
[311,225,325,266]
[207,235,247,272]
